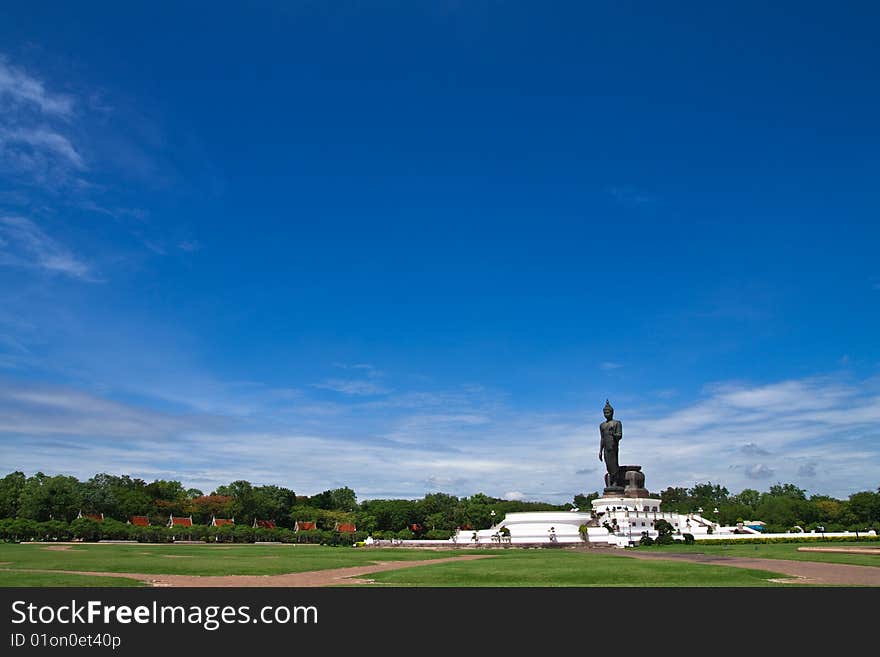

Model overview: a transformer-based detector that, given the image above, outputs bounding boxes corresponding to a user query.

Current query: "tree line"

[1,471,877,541]
[653,482,880,533]
[0,471,565,540]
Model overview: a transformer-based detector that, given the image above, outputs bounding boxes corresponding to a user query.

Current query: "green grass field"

[0,543,466,580]
[0,571,145,587]
[1,541,876,587]
[0,542,789,587]
[633,541,880,567]
[366,550,791,587]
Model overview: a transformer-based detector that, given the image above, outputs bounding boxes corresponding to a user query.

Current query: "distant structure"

[167,515,193,528]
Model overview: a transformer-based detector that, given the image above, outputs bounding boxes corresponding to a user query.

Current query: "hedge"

[0,518,363,545]
[693,534,880,545]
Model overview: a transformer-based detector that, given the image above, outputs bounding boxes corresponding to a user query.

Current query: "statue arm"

[598,428,603,460]
[615,421,622,443]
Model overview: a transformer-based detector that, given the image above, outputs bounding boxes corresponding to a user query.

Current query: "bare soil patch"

[626,552,880,586]
[41,546,73,552]
[797,546,880,555]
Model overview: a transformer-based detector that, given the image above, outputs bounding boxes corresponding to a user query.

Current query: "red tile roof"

[78,511,104,522]
[253,520,276,529]
[129,516,150,527]
[409,523,424,532]
[335,522,357,533]
[295,521,317,531]
[169,516,193,527]
[212,517,234,527]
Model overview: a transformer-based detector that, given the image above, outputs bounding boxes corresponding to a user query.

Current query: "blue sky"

[1,2,878,501]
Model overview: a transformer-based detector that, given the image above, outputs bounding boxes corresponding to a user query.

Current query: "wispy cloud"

[797,462,817,478]
[608,185,654,208]
[0,57,73,117]
[740,442,770,456]
[0,57,85,191]
[0,54,198,262]
[0,216,94,280]
[743,463,775,479]
[599,361,623,371]
[2,372,879,501]
[312,379,390,396]
[333,362,384,378]
[0,127,85,169]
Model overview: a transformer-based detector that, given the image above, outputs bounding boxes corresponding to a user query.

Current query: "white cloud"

[797,463,817,478]
[0,127,85,169]
[0,216,94,280]
[312,379,389,396]
[599,361,623,370]
[0,57,73,117]
[1,373,879,501]
[744,463,775,479]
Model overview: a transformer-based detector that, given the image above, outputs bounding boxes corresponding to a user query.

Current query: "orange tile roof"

[129,516,150,526]
[336,522,357,533]
[295,521,317,531]
[254,520,276,529]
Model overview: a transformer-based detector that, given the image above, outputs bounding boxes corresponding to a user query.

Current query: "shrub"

[639,534,655,546]
[70,518,102,542]
[654,519,675,544]
[424,529,453,540]
[682,533,695,545]
[698,534,880,545]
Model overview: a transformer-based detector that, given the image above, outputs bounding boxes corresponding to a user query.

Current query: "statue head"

[603,399,614,420]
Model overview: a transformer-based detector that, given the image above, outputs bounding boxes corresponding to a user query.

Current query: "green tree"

[18,473,83,522]
[732,488,761,509]
[659,487,691,512]
[847,491,880,526]
[573,492,599,509]
[768,483,807,500]
[252,485,297,525]
[0,471,26,518]
[214,480,258,524]
[689,482,729,506]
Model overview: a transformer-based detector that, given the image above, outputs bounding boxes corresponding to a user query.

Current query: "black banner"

[0,587,869,654]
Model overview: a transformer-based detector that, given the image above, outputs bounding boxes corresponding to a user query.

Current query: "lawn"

[5,541,871,587]
[366,549,791,587]
[632,541,880,568]
[0,543,468,578]
[0,571,145,587]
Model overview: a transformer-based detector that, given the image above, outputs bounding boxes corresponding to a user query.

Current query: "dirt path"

[797,546,880,555]
[624,551,880,586]
[1,555,494,588]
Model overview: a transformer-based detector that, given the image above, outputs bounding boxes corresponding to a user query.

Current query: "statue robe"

[599,419,622,478]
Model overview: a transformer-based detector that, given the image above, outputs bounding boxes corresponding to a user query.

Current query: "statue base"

[603,465,651,498]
